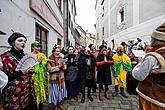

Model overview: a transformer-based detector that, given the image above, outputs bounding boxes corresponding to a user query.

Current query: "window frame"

[117,5,126,29]
[35,23,48,56]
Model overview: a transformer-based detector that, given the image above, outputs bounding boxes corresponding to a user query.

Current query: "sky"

[75,0,96,34]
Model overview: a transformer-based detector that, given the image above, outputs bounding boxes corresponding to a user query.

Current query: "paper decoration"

[131,49,145,58]
[0,70,8,90]
[15,54,38,71]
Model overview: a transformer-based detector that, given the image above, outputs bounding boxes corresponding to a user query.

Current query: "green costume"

[32,51,48,107]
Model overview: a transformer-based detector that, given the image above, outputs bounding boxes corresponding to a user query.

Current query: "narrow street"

[1,1,165,110]
[63,85,139,110]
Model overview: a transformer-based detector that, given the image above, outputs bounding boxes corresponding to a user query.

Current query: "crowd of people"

[0,23,165,110]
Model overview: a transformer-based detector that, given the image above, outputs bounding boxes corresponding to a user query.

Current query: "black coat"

[78,54,93,87]
[96,54,112,85]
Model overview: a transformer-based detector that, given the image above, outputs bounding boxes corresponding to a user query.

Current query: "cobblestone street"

[63,85,139,110]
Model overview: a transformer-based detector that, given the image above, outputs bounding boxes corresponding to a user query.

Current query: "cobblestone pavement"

[63,85,139,110]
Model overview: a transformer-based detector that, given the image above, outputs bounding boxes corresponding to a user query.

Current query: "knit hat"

[151,23,165,41]
[31,41,41,47]
[8,32,27,45]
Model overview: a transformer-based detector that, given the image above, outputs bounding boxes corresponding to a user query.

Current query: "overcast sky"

[75,0,96,34]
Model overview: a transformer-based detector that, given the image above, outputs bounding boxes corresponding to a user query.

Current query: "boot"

[57,102,65,110]
[54,105,58,110]
[81,96,85,103]
[87,87,93,101]
[88,95,93,101]
[120,87,128,98]
[99,93,103,101]
[112,85,118,97]
[104,92,110,100]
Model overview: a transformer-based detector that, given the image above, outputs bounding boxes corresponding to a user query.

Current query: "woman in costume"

[112,45,132,98]
[0,32,36,110]
[47,46,67,110]
[78,49,94,103]
[31,42,48,109]
[96,45,114,101]
[65,46,79,100]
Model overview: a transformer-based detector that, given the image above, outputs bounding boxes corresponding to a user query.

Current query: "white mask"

[13,37,26,51]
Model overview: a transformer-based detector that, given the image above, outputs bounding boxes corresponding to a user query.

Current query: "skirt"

[48,81,67,105]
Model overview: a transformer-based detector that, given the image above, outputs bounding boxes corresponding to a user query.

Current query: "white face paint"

[68,47,74,54]
[13,37,26,51]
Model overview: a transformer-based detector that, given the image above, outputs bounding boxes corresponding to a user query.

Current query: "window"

[35,24,48,55]
[120,8,124,22]
[102,27,104,36]
[102,6,104,17]
[68,12,71,28]
[57,38,61,46]
[97,33,99,39]
[57,0,62,12]
[71,3,73,14]
[71,21,73,34]
[101,0,104,5]
[117,6,125,26]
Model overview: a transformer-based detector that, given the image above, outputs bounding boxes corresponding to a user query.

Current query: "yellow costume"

[112,45,132,98]
[31,42,48,108]
[113,53,131,87]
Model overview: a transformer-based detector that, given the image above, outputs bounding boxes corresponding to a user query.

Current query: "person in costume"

[132,23,165,110]
[47,46,67,110]
[78,49,94,103]
[0,32,37,110]
[31,42,48,109]
[96,45,114,101]
[126,45,139,95]
[65,46,79,100]
[88,44,97,92]
[112,45,132,98]
[0,59,8,110]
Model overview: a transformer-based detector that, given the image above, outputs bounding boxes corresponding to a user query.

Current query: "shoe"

[120,92,128,98]
[53,105,58,110]
[92,89,96,93]
[74,96,78,101]
[99,94,103,101]
[104,94,110,100]
[57,103,65,110]
[81,97,85,103]
[112,92,118,97]
[88,96,93,102]
[67,96,72,100]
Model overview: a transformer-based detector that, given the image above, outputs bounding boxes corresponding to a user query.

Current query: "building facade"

[95,0,165,49]
[86,32,96,48]
[0,0,64,56]
[75,24,86,47]
[63,0,76,47]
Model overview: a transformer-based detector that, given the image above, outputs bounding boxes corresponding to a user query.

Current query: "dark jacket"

[96,54,113,85]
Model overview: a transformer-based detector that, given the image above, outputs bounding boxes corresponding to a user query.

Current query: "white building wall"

[95,0,165,48]
[67,0,76,47]
[110,0,165,45]
[95,0,104,49]
[0,0,35,53]
[0,0,64,56]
